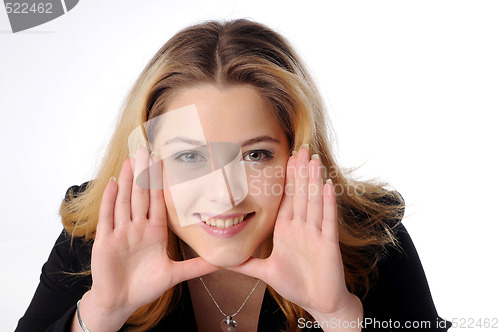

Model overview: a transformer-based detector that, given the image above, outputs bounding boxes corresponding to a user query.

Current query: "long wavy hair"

[60,19,404,331]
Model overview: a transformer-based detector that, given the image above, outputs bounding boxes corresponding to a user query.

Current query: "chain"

[198,277,261,318]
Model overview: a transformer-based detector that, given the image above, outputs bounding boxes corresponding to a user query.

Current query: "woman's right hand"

[73,145,220,332]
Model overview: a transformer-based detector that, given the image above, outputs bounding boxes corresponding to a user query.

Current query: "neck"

[188,270,266,332]
[194,269,263,306]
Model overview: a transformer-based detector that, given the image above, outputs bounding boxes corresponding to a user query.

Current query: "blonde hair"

[60,19,404,331]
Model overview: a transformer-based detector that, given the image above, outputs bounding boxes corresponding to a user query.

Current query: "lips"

[196,212,255,239]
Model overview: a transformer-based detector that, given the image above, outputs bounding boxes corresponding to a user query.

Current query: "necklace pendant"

[221,316,237,332]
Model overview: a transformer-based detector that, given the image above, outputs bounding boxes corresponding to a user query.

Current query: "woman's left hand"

[228,146,362,323]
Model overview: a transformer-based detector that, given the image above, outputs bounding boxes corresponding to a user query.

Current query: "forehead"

[162,85,283,143]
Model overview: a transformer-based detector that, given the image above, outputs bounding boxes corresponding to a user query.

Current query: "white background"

[1,1,499,330]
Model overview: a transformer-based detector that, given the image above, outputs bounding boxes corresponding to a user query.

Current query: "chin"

[201,251,251,268]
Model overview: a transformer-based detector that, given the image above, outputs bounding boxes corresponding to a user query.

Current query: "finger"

[97,178,118,236]
[226,257,268,281]
[276,153,296,221]
[115,158,134,224]
[174,257,221,282]
[131,144,150,221]
[129,153,135,174]
[148,152,167,226]
[322,179,339,240]
[293,146,310,221]
[306,155,323,229]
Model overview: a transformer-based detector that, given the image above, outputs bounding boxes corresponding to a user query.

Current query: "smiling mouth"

[195,212,255,228]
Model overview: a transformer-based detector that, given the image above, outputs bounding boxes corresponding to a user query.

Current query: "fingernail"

[326,178,333,185]
[311,154,320,160]
[291,150,297,156]
[300,143,309,150]
[137,142,146,153]
[109,176,117,182]
[150,151,159,165]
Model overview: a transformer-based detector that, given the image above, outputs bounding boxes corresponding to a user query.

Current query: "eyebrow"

[163,135,281,147]
[241,135,281,147]
[163,136,205,146]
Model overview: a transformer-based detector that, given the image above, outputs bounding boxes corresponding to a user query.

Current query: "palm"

[91,223,171,310]
[261,213,346,313]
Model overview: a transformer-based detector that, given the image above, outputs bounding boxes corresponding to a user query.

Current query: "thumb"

[226,257,268,281]
[174,257,221,282]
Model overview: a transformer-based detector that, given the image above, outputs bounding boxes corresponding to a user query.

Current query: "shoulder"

[63,181,91,202]
[376,190,405,225]
[59,180,94,261]
[55,180,93,265]
[364,222,449,327]
[15,228,92,331]
[51,228,93,273]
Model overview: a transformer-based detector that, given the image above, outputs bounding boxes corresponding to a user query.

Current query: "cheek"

[161,166,199,226]
[161,170,186,227]
[247,164,286,213]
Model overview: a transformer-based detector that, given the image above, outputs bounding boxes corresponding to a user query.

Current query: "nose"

[202,162,248,208]
[202,169,233,209]
[201,141,248,207]
[225,164,248,206]
[230,181,245,204]
[204,172,232,204]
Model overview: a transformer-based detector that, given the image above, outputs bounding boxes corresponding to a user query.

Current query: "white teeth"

[200,214,248,228]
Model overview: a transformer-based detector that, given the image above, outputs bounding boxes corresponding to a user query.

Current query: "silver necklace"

[199,277,261,332]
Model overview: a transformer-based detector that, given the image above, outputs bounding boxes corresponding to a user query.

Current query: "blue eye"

[173,151,207,163]
[242,150,274,162]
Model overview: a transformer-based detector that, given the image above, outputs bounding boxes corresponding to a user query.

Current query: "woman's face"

[151,84,290,267]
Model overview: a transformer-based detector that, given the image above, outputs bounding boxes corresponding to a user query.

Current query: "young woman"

[16,19,450,332]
